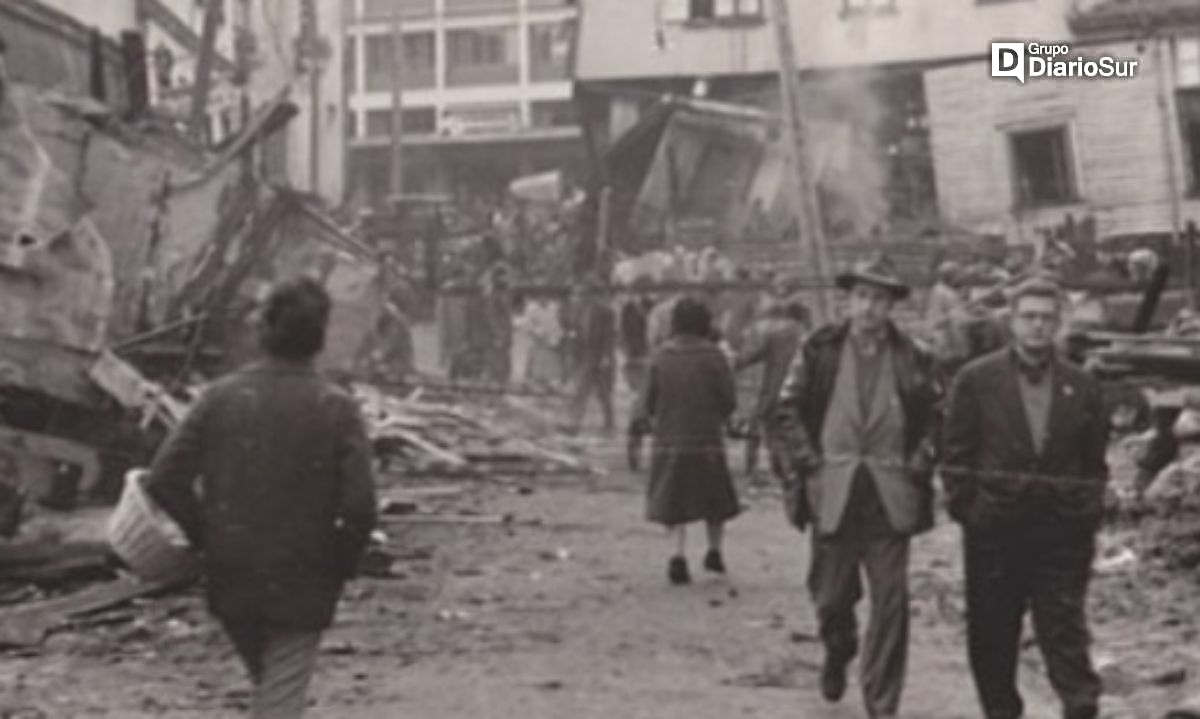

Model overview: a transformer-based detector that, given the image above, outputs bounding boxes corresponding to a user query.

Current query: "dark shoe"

[668,556,690,585]
[703,549,726,574]
[1064,705,1098,719]
[820,653,849,703]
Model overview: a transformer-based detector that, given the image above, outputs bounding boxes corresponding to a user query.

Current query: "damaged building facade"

[927,0,1200,252]
[573,0,1082,267]
[0,3,391,521]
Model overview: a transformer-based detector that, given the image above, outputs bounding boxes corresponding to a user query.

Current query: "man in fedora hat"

[774,253,942,719]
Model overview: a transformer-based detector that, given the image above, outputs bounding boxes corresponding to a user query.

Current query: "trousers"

[963,525,1101,719]
[222,617,323,718]
[808,470,910,716]
[570,364,614,431]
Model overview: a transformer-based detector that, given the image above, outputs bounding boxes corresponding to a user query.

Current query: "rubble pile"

[355,384,592,479]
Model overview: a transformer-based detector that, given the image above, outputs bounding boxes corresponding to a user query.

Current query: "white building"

[343,0,584,206]
[34,0,346,203]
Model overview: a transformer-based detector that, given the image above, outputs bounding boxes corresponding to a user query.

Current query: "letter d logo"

[991,42,1026,83]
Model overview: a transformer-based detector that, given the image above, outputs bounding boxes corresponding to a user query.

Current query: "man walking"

[568,276,617,433]
[943,277,1108,719]
[735,299,807,477]
[775,255,941,719]
[146,278,378,718]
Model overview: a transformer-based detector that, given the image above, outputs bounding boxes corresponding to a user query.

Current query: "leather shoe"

[703,549,726,574]
[668,556,690,585]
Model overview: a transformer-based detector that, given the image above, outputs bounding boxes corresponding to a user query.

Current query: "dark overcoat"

[640,336,739,525]
[146,359,378,630]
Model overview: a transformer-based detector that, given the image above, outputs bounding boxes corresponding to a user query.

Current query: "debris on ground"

[355,383,594,478]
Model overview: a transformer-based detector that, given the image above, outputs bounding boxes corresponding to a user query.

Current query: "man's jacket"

[942,348,1109,532]
[774,322,942,535]
[146,359,378,631]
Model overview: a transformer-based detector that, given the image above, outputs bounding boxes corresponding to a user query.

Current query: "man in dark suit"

[146,278,378,717]
[568,277,617,433]
[943,276,1109,719]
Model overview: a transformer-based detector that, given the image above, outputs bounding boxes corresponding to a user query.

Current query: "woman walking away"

[637,296,739,585]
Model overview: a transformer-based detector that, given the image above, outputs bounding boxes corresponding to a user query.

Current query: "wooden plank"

[0,574,183,647]
[379,513,511,526]
[376,426,471,470]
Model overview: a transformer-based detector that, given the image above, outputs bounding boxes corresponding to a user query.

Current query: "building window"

[344,36,357,93]
[365,107,438,137]
[363,33,435,92]
[529,21,574,82]
[447,27,519,86]
[842,0,897,15]
[530,100,576,128]
[1178,89,1200,194]
[444,0,518,16]
[1009,126,1078,208]
[362,0,435,20]
[664,0,762,23]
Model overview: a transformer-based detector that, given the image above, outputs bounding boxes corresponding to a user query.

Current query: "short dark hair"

[1008,275,1064,311]
[259,277,332,360]
[670,296,713,339]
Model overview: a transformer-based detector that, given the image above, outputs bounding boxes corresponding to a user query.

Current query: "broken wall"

[0,77,113,404]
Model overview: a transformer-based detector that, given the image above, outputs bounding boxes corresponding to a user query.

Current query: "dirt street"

[2,439,1197,718]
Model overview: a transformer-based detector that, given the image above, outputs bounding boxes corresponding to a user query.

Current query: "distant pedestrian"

[943,276,1108,719]
[146,278,378,718]
[619,284,653,395]
[734,299,807,477]
[568,277,617,433]
[774,254,941,719]
[637,297,739,585]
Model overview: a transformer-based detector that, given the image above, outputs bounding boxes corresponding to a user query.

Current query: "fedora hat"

[835,253,910,300]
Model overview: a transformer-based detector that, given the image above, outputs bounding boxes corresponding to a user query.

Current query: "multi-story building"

[573,0,1075,260]
[343,0,585,207]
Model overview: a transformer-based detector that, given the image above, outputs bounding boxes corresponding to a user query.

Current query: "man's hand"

[782,474,811,532]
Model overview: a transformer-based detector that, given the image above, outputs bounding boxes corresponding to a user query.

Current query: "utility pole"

[768,0,832,323]
[188,0,222,142]
[390,3,406,198]
[302,0,321,192]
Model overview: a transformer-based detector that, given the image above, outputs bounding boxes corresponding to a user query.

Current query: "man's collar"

[1009,345,1053,384]
[850,325,888,356]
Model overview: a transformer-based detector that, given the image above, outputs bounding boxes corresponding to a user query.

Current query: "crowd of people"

[626,255,1111,719]
[140,234,1171,718]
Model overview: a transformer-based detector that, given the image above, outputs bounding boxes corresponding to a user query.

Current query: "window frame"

[1176,88,1200,197]
[1006,124,1081,209]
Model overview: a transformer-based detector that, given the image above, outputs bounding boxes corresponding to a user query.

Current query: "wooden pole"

[768,0,832,323]
[188,0,221,142]
[308,0,321,192]
[1187,220,1197,310]
[390,5,406,198]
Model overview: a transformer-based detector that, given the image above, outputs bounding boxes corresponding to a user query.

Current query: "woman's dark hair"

[259,277,332,360]
[670,296,714,339]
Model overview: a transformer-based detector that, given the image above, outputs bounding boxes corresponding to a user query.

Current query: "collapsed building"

[0,55,388,523]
